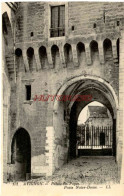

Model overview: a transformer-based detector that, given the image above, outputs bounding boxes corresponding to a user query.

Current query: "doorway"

[11,128,31,181]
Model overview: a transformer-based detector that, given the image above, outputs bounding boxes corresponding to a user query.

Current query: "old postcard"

[1,1,124,196]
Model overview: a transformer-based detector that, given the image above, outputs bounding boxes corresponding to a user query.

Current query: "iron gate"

[77,126,113,156]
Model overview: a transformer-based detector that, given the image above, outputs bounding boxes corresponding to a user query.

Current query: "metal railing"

[50,27,65,37]
[77,126,113,149]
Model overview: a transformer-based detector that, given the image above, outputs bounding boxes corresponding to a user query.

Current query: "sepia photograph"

[1,1,124,195]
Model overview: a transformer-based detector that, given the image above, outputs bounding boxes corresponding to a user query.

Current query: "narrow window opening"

[25,85,31,100]
[93,23,96,28]
[117,21,120,26]
[103,10,105,23]
[30,32,34,37]
[72,26,74,31]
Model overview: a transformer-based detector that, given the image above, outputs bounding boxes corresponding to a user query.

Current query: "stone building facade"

[85,105,112,127]
[2,2,124,182]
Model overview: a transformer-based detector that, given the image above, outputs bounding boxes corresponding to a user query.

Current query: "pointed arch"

[11,128,31,181]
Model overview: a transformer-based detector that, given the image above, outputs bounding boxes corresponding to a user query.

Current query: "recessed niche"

[93,23,96,29]
[30,32,34,37]
[72,26,75,31]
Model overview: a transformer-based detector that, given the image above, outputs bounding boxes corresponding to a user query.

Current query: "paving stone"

[28,156,119,185]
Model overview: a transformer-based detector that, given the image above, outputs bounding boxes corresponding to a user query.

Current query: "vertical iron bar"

[102,126,103,149]
[80,127,82,148]
[108,126,110,147]
[96,126,97,147]
[99,127,100,147]
[107,126,109,147]
[89,126,90,147]
[92,126,94,148]
[97,126,99,146]
[104,126,106,147]
[107,126,110,147]
[85,126,86,147]
[105,126,108,147]
[92,125,93,148]
[109,126,111,147]
[90,126,91,147]
[110,127,112,147]
[110,126,111,147]
[99,126,100,147]
[105,126,106,147]
[111,126,112,148]
[91,126,92,148]
[94,126,95,147]
[95,127,96,147]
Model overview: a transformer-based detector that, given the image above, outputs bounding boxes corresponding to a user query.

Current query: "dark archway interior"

[11,128,31,180]
[53,78,117,168]
[68,88,116,159]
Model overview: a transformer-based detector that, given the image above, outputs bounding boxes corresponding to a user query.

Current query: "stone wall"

[2,36,11,182]
[87,118,112,127]
[15,2,124,42]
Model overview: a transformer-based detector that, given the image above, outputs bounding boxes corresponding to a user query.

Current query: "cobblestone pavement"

[29,156,119,185]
